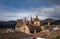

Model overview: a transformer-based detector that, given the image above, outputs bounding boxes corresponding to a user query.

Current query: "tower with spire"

[36,15,38,19]
[33,15,40,26]
[48,20,51,29]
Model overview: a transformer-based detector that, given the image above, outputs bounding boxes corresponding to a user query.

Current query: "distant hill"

[0,18,60,29]
[0,21,17,29]
[43,18,60,25]
[53,20,60,25]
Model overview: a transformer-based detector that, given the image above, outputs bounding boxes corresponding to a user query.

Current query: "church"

[15,15,60,35]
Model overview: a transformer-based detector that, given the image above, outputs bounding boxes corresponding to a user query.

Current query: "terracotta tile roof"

[32,32,47,38]
[0,29,8,33]
[53,30,60,35]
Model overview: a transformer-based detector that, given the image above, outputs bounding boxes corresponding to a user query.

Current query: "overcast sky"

[0,0,60,21]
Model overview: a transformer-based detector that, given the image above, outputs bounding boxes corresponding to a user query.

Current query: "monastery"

[15,15,60,34]
[0,15,60,39]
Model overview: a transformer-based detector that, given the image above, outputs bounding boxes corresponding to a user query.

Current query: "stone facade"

[15,15,44,34]
[15,15,60,34]
[15,19,30,34]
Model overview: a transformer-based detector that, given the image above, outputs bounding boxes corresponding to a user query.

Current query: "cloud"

[49,5,60,18]
[0,0,60,21]
[32,5,60,19]
[0,5,18,13]
[0,5,60,21]
[31,6,55,17]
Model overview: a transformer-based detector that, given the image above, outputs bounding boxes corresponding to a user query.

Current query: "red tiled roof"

[32,32,47,38]
[53,30,60,35]
[0,29,8,33]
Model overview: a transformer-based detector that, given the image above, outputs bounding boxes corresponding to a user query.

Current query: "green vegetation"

[53,35,60,39]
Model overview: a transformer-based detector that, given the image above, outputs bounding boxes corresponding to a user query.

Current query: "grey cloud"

[32,5,60,19]
[0,5,60,21]
[46,5,60,19]
[48,0,60,5]
[33,0,60,5]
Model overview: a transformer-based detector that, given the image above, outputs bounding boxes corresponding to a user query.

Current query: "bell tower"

[33,15,40,26]
[22,17,30,34]
[15,17,30,34]
[36,15,38,19]
[48,20,51,29]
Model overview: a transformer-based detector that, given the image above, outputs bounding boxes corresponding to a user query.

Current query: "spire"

[31,16,32,21]
[23,17,27,25]
[36,15,38,18]
[24,17,26,22]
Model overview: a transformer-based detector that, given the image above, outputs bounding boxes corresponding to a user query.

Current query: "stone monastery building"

[15,15,60,34]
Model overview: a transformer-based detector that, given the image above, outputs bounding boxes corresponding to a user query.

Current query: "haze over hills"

[0,18,60,28]
[43,18,60,25]
[0,21,17,29]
